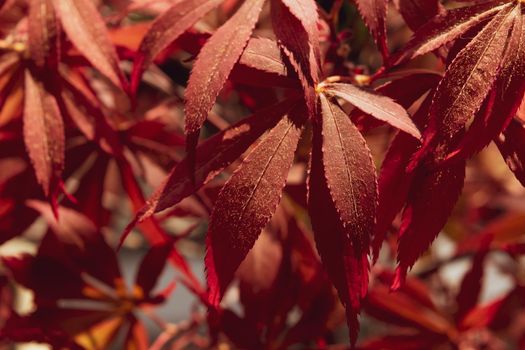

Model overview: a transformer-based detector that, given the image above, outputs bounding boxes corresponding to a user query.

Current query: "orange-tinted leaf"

[51,0,125,88]
[28,0,58,68]
[205,107,304,306]
[23,70,64,199]
[124,318,148,350]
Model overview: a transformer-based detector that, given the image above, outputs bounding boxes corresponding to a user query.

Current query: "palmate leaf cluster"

[0,0,525,348]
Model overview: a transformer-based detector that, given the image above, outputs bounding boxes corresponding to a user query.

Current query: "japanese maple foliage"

[1,0,525,349]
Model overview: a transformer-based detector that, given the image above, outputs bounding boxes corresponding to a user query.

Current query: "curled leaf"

[184,0,265,136]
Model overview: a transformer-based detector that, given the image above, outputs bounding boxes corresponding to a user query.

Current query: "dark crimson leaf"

[2,254,84,302]
[308,139,367,346]
[435,4,515,134]
[135,243,172,297]
[361,334,446,350]
[417,5,516,164]
[365,278,454,335]
[26,200,121,287]
[373,94,433,259]
[394,0,444,31]
[455,240,490,323]
[206,106,305,306]
[271,0,318,108]
[238,37,290,77]
[459,288,522,330]
[496,119,525,186]
[58,73,122,156]
[393,162,465,288]
[280,0,320,59]
[230,37,300,89]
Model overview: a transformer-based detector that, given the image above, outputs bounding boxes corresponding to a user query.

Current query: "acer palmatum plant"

[1,0,525,348]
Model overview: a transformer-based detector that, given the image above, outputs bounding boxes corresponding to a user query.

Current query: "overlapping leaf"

[184,0,265,142]
[390,1,513,66]
[373,92,434,259]
[126,98,298,227]
[393,161,466,287]
[206,105,305,306]
[446,11,525,162]
[308,95,377,345]
[419,5,516,160]
[271,0,319,110]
